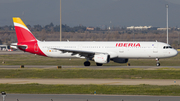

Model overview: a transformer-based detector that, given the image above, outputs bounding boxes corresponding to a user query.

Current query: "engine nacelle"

[94,54,110,64]
[111,58,128,63]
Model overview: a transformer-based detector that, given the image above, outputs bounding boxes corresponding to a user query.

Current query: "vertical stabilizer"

[13,17,37,43]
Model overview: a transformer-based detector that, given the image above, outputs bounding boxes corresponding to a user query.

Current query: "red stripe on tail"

[14,26,37,43]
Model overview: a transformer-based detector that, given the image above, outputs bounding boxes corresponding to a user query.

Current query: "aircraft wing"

[52,48,104,58]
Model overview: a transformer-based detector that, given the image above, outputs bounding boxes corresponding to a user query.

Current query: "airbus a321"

[11,17,178,66]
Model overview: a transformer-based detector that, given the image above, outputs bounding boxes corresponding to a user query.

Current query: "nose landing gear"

[156,58,160,66]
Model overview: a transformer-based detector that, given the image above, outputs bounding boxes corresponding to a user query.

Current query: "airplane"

[11,17,178,66]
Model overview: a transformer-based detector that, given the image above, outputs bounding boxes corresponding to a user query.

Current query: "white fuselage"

[37,41,178,59]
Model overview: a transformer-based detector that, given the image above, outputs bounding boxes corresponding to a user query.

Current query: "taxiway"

[0,79,179,85]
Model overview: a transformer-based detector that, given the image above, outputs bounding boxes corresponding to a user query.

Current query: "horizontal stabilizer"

[11,43,27,50]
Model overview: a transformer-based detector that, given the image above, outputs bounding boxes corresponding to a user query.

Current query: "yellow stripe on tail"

[13,17,28,29]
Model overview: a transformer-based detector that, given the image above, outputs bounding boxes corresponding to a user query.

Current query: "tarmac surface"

[0,79,179,85]
[0,51,28,54]
[5,94,180,101]
[1,65,180,70]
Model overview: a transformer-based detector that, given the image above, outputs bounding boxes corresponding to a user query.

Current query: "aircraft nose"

[172,49,178,56]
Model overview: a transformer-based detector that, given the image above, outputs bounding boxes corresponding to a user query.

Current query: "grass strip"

[0,69,180,79]
[0,84,180,96]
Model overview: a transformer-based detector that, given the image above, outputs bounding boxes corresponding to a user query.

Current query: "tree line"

[0,23,103,33]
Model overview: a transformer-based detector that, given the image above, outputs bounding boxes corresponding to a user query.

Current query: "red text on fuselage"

[116,43,141,47]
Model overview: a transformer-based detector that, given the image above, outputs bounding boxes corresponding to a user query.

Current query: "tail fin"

[13,17,37,43]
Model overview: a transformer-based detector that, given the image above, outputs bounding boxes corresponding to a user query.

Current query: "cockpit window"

[163,46,172,49]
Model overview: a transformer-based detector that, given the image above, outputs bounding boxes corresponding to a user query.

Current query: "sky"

[0,0,180,27]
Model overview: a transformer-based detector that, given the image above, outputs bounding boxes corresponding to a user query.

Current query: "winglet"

[13,17,37,43]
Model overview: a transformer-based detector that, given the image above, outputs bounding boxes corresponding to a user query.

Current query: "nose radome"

[172,49,178,56]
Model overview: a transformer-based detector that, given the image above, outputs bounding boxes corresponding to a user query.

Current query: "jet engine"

[111,58,128,63]
[94,54,110,64]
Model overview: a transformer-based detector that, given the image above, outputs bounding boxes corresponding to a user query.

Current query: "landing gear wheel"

[156,58,160,66]
[156,63,160,66]
[96,63,103,66]
[84,61,91,66]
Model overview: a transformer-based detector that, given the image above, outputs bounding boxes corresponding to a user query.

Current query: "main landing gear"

[156,58,160,66]
[83,58,103,66]
[84,61,103,66]
[84,61,91,66]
